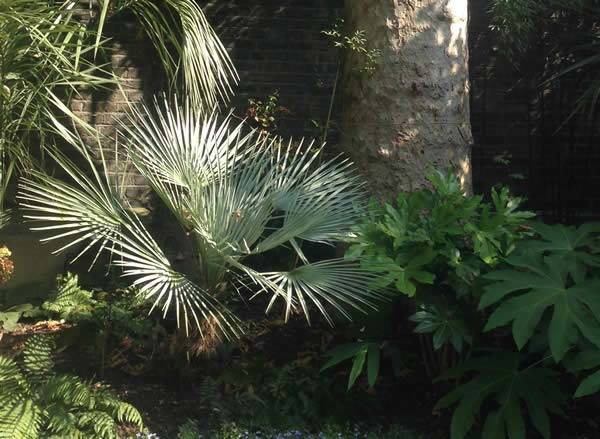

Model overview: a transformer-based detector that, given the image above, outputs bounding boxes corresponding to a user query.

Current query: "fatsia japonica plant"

[434,221,600,439]
[17,97,385,340]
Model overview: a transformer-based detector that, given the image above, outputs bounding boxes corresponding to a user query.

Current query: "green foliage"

[0,334,144,438]
[0,0,112,167]
[490,0,600,117]
[480,222,600,361]
[42,273,95,319]
[41,273,157,375]
[44,273,152,336]
[0,303,34,331]
[177,419,201,439]
[345,170,534,391]
[322,19,381,75]
[0,0,238,236]
[20,98,384,342]
[93,0,238,109]
[482,255,600,361]
[349,171,533,300]
[436,220,600,437]
[320,341,402,390]
[216,355,336,425]
[436,352,567,439]
[342,172,600,437]
[565,349,600,398]
[205,339,386,430]
[246,91,289,133]
[175,420,425,439]
[410,305,472,352]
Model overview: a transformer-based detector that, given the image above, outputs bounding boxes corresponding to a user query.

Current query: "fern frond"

[23,334,55,382]
[0,400,42,439]
[42,272,95,319]
[45,405,85,439]
[42,375,94,409]
[78,410,118,439]
[0,337,144,437]
[97,392,144,428]
[0,356,30,405]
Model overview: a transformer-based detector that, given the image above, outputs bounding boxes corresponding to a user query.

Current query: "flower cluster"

[0,246,14,284]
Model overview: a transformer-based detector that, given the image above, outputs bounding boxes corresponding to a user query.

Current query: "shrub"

[331,171,600,438]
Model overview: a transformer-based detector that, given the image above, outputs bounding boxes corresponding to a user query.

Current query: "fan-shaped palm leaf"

[19,97,383,339]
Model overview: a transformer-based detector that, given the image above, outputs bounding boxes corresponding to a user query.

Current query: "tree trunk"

[341,0,473,198]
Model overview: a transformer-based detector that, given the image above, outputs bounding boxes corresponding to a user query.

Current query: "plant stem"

[321,59,341,147]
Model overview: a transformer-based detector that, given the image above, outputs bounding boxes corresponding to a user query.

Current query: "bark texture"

[341,0,473,198]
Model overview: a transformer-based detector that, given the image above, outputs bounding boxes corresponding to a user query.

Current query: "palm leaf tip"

[254,258,387,325]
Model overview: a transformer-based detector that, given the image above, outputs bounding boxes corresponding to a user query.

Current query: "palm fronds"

[20,97,383,339]
[94,0,238,108]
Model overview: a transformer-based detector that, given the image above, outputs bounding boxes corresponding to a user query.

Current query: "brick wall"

[71,11,165,205]
[72,1,344,203]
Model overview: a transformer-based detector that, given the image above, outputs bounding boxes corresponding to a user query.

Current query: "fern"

[97,391,145,427]
[22,334,55,383]
[42,375,95,409]
[42,272,95,320]
[0,356,29,406]
[436,352,567,439]
[78,411,118,439]
[0,334,144,438]
[45,405,86,439]
[177,419,202,439]
[0,400,42,439]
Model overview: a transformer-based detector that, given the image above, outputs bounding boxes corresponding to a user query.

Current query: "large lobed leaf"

[436,352,566,439]
[480,252,600,361]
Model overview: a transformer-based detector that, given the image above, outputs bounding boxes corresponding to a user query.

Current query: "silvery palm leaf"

[93,0,238,108]
[19,97,384,339]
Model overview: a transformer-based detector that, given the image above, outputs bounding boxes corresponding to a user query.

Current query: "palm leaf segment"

[96,0,238,108]
[19,98,385,338]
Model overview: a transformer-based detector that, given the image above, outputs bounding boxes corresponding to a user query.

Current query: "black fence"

[472,76,600,224]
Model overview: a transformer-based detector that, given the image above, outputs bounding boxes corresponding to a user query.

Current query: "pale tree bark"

[341,0,473,198]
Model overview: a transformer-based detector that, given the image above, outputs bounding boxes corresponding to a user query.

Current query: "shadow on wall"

[340,0,473,197]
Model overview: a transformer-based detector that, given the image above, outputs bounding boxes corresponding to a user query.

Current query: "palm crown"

[18,98,385,340]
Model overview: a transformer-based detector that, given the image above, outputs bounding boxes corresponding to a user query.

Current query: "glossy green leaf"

[367,343,380,388]
[347,347,367,390]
